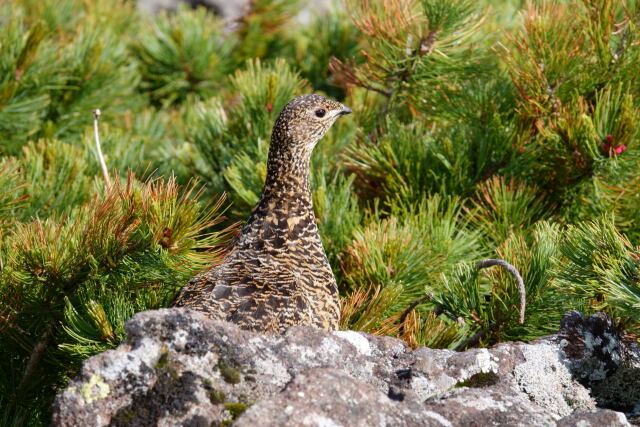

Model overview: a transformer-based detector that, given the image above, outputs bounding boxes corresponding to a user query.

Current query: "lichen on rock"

[80,375,110,404]
[51,309,637,426]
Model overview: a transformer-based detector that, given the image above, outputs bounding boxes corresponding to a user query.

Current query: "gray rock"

[51,309,636,426]
[556,310,640,411]
[137,0,247,20]
[556,409,631,427]
[236,368,434,427]
[136,0,333,24]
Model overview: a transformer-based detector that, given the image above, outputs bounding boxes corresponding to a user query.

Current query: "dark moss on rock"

[52,309,636,426]
[208,389,226,405]
[218,361,241,384]
[456,371,500,388]
[224,402,250,417]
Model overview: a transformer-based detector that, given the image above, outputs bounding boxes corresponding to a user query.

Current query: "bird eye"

[315,109,326,118]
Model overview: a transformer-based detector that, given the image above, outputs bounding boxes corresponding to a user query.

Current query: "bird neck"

[260,140,314,206]
[236,140,318,251]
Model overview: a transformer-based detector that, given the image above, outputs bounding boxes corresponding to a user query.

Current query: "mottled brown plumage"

[174,94,352,333]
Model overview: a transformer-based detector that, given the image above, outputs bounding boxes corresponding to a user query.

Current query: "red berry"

[615,145,627,155]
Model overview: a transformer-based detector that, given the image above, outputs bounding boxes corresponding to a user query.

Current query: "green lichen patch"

[80,375,110,404]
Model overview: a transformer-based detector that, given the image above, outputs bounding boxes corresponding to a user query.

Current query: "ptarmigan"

[174,94,352,333]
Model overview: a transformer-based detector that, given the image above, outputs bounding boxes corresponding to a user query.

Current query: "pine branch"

[328,57,392,97]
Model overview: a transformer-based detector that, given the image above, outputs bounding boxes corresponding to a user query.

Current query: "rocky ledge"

[52,309,639,426]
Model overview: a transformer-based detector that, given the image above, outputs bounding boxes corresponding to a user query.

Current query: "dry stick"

[453,260,526,351]
[454,328,488,352]
[17,326,53,393]
[93,109,110,186]
[399,259,526,350]
[398,293,433,336]
[476,259,526,324]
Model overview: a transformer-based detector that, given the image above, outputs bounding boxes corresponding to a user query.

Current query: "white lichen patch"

[451,349,499,382]
[513,344,595,417]
[412,348,452,374]
[318,338,343,360]
[247,335,283,350]
[475,349,499,374]
[462,394,507,412]
[172,329,189,351]
[301,413,341,427]
[188,349,219,375]
[333,331,372,356]
[286,343,320,365]
[584,331,622,364]
[410,375,440,401]
[421,410,454,426]
[80,375,110,404]
[252,354,291,388]
[99,339,160,382]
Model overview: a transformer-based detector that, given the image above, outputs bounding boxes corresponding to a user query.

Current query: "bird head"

[271,94,352,151]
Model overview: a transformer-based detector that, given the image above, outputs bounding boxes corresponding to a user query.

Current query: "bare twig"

[398,293,433,336]
[17,326,53,392]
[476,259,526,324]
[399,293,433,324]
[454,327,488,351]
[328,56,392,97]
[93,109,110,186]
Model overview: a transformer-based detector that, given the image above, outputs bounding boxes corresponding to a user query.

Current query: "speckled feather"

[174,94,351,334]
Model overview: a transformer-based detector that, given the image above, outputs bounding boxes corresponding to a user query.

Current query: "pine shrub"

[1,0,640,423]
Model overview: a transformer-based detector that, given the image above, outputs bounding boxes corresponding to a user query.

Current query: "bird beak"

[337,105,352,116]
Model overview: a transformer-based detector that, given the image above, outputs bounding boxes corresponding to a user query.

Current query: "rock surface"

[52,309,638,426]
[137,0,333,24]
[558,310,640,413]
[137,0,247,19]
